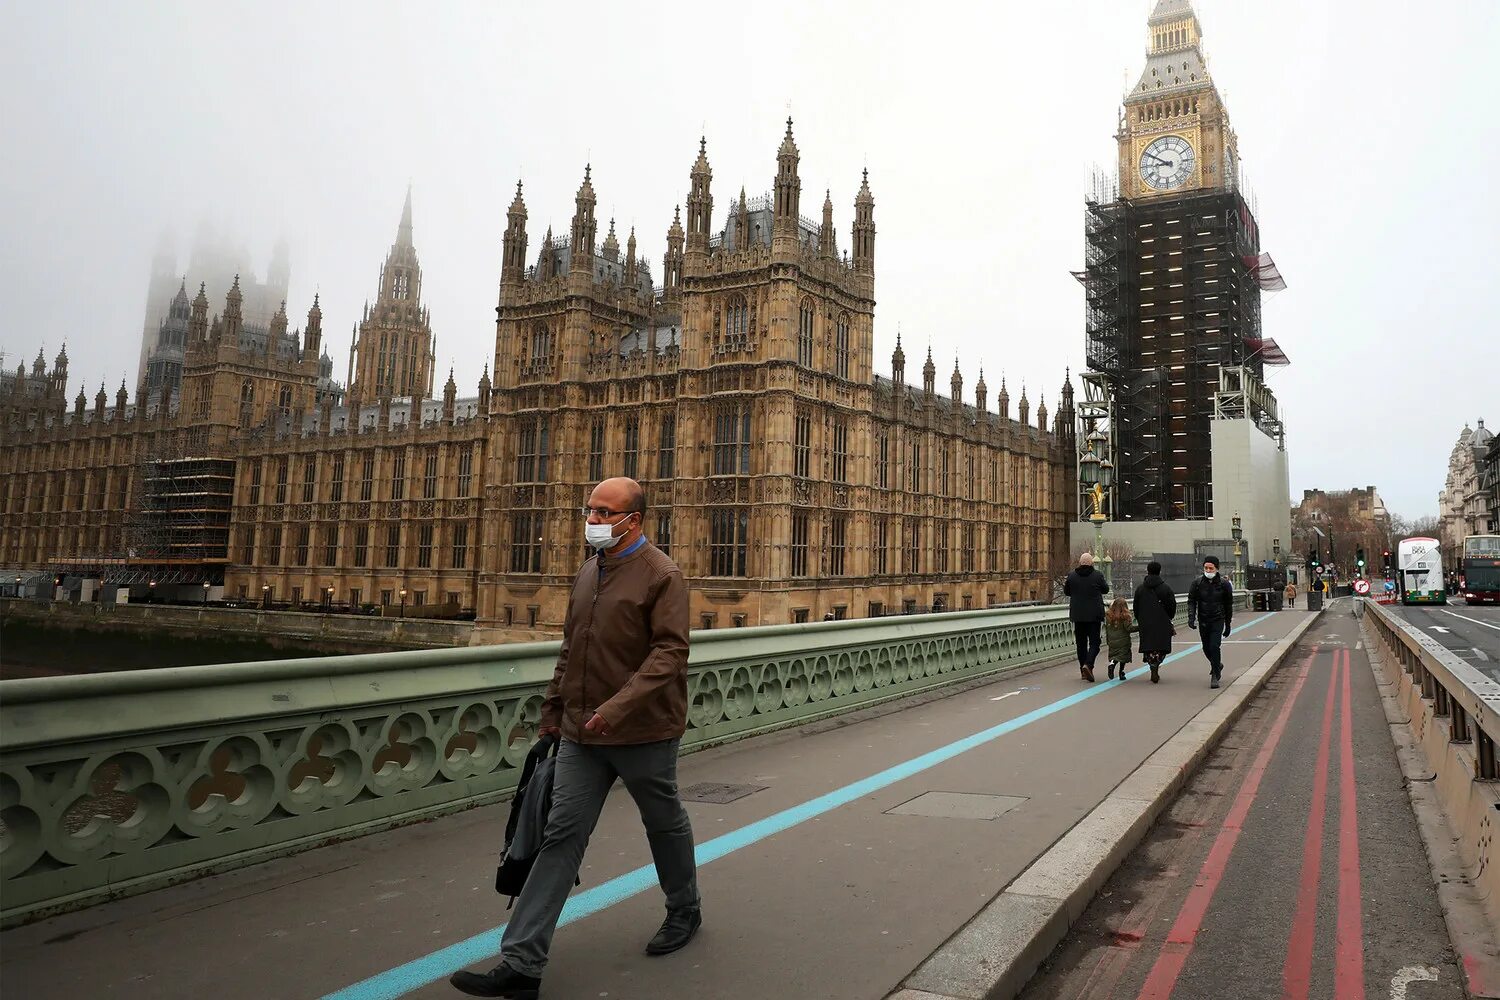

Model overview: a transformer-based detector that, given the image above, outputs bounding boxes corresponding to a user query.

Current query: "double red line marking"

[1135,647,1366,1000]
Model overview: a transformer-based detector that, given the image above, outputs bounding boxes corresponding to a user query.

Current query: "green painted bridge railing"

[0,596,1238,925]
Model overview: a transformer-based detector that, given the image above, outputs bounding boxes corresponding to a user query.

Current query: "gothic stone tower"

[349,188,435,402]
[1082,0,1268,521]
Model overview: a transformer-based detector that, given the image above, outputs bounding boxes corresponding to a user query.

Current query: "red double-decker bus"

[1462,534,1500,605]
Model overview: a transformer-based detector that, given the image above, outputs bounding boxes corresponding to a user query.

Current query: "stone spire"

[1018,383,1030,426]
[74,385,86,418]
[222,275,244,343]
[624,225,638,286]
[950,357,963,403]
[976,367,989,413]
[686,138,713,258]
[853,168,875,274]
[477,363,491,413]
[268,299,288,356]
[602,217,620,262]
[820,189,836,257]
[397,183,414,248]
[442,366,457,421]
[189,281,209,342]
[999,375,1010,419]
[922,344,936,396]
[570,165,598,274]
[304,294,323,356]
[501,179,529,286]
[736,186,750,248]
[663,206,685,301]
[1037,392,1048,430]
[772,119,802,252]
[892,330,906,385]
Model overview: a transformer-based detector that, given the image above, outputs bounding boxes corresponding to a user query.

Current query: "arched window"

[834,313,851,380]
[726,295,749,350]
[798,299,815,367]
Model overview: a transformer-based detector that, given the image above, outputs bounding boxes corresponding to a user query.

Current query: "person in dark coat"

[1187,555,1235,689]
[1133,561,1177,684]
[1063,552,1110,682]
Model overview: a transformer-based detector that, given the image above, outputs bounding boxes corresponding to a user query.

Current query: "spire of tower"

[397,184,414,247]
[773,118,802,241]
[602,217,620,261]
[853,168,876,274]
[820,188,836,257]
[571,165,599,269]
[686,138,714,254]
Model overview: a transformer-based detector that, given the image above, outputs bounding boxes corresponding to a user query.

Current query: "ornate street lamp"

[148,580,156,604]
[399,588,407,619]
[262,583,271,609]
[1231,513,1244,591]
[1079,426,1114,588]
[202,580,211,607]
[323,585,334,611]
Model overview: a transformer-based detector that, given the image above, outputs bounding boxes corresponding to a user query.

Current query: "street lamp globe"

[1099,457,1115,490]
[1231,512,1243,542]
[1079,448,1100,486]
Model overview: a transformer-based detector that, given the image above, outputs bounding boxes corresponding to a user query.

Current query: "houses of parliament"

[1,123,1077,641]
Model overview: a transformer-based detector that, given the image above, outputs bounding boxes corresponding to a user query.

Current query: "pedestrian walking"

[1133,561,1177,683]
[451,477,700,1000]
[1187,556,1234,689]
[1284,580,1296,609]
[1064,552,1110,682]
[1104,597,1136,680]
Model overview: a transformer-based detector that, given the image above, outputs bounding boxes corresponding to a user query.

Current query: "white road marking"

[1440,609,1500,633]
[1429,626,1452,634]
[991,691,1023,702]
[1390,964,1439,999]
[1476,648,1492,662]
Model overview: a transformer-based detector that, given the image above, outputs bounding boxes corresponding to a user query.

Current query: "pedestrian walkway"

[0,610,1361,1000]
[1020,611,1466,1000]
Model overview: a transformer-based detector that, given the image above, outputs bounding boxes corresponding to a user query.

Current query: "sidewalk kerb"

[899,611,1322,1000]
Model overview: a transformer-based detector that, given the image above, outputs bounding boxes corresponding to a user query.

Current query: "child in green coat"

[1105,597,1137,680]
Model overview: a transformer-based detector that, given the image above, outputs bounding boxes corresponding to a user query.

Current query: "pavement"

[1018,604,1468,1000]
[1391,601,1500,675]
[0,607,1424,1000]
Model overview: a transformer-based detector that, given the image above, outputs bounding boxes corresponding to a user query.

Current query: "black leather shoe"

[645,907,702,956]
[449,963,541,998]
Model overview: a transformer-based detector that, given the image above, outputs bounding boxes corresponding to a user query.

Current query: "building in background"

[1068,0,1291,580]
[2,131,1076,637]
[1291,486,1391,573]
[1440,420,1495,562]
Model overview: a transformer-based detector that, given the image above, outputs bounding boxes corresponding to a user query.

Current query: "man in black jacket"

[1064,552,1110,682]
[1187,556,1234,688]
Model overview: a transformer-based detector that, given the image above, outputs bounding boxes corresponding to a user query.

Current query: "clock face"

[1140,135,1196,191]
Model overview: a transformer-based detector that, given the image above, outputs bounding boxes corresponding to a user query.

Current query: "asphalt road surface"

[1392,602,1500,677]
[1021,609,1465,1000]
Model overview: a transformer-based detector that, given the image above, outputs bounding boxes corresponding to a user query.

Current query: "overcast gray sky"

[4,1,1497,519]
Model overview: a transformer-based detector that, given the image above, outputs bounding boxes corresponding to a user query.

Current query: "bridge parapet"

[1,603,1087,925]
[1363,600,1500,934]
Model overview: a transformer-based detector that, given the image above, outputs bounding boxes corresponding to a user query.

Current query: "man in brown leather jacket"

[452,477,699,1000]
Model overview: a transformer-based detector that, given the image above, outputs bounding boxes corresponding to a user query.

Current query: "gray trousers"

[500,737,699,977]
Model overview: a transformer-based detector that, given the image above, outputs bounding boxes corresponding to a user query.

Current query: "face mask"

[1204,570,1218,579]
[585,514,631,552]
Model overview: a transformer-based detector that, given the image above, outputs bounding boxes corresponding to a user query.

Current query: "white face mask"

[1204,569,1218,579]
[584,514,631,552]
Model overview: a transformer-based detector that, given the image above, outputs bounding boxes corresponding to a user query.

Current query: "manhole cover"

[885,791,1027,821]
[680,782,766,804]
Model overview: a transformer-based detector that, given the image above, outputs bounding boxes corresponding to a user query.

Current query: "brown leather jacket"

[541,540,690,745]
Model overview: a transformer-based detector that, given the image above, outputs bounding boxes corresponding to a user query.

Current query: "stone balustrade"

[0,601,1192,925]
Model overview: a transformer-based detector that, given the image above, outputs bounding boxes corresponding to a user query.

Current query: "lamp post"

[323,585,333,612]
[1078,427,1114,588]
[399,588,407,619]
[148,580,156,604]
[1231,513,1244,591]
[262,584,271,609]
[13,575,20,599]
[202,580,211,607]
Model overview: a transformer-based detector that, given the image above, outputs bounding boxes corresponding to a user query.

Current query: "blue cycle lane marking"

[324,612,1277,1000]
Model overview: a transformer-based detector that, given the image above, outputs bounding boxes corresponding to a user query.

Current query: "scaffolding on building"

[1075,173,1284,523]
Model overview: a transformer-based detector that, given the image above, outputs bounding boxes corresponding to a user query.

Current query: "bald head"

[1079,552,1095,566]
[591,477,647,516]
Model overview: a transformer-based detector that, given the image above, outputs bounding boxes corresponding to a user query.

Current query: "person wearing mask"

[450,477,699,1000]
[1187,556,1234,689]
[1064,552,1110,682]
[1133,561,1177,683]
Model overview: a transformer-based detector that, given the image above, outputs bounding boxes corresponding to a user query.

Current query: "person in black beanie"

[1187,555,1234,688]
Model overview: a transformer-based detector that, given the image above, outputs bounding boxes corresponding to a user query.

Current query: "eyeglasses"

[580,506,640,519]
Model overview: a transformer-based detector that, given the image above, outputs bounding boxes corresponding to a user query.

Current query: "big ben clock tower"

[1079,0,1285,524]
[1118,0,1240,202]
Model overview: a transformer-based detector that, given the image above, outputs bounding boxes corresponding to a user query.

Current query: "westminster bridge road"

[2,598,1495,999]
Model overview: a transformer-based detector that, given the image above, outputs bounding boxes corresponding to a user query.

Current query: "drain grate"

[680,782,767,804]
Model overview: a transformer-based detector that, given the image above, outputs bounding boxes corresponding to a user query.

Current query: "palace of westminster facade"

[1,123,1077,640]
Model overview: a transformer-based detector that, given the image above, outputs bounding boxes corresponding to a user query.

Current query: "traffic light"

[1309,547,1319,568]
[1356,547,1366,570]
[1383,549,1393,574]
